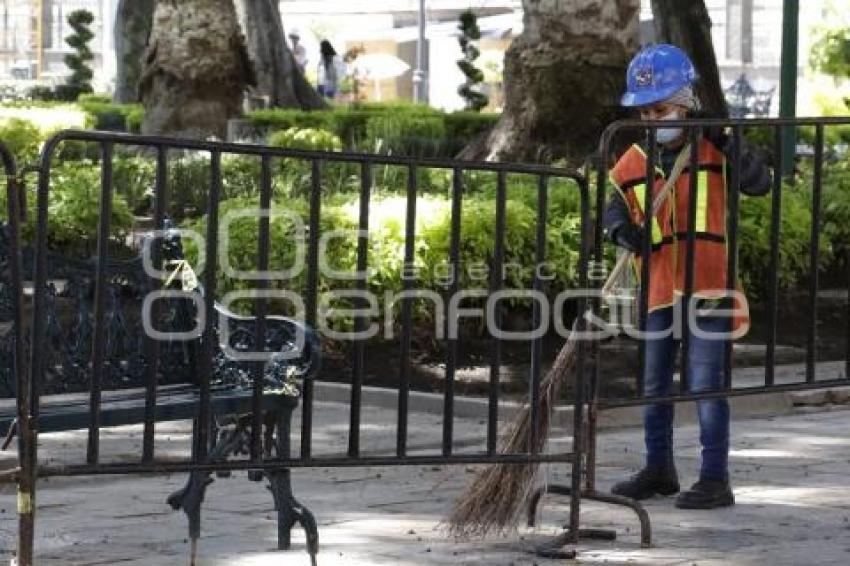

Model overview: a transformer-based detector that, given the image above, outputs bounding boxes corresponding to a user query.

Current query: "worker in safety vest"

[604,44,770,509]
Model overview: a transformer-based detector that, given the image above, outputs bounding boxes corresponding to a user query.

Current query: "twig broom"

[447,144,692,538]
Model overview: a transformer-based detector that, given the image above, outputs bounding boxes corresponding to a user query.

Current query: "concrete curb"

[313,368,850,431]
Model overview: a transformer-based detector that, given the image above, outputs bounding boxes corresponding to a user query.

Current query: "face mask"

[655,109,684,144]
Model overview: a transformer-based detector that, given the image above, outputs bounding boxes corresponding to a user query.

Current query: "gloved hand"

[687,109,729,152]
[704,124,730,153]
[612,223,646,255]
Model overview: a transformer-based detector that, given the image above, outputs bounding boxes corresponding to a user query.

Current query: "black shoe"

[675,479,735,509]
[611,466,680,500]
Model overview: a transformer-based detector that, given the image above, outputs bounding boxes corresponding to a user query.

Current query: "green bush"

[737,178,832,298]
[816,157,850,271]
[267,127,342,152]
[248,109,334,131]
[0,160,134,255]
[247,105,500,157]
[26,86,57,102]
[61,9,95,101]
[362,113,446,156]
[268,127,356,196]
[181,191,583,328]
[77,95,144,133]
[0,118,44,164]
[444,111,499,142]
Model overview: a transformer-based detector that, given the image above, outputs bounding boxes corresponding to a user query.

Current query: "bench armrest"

[213,302,322,389]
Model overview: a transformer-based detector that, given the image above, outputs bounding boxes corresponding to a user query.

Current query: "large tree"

[113,0,154,103]
[461,0,640,164]
[460,0,640,164]
[651,0,728,116]
[234,0,326,110]
[139,0,255,139]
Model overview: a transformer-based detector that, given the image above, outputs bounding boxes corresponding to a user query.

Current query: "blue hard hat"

[621,44,697,107]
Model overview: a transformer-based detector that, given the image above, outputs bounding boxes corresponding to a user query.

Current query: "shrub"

[77,95,144,133]
[0,118,44,164]
[61,10,96,101]
[267,127,354,196]
[362,113,446,157]
[737,177,832,298]
[180,190,584,331]
[0,160,134,255]
[26,86,56,102]
[247,105,500,157]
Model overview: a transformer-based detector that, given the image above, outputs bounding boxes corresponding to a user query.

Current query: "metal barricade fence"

[4,130,592,564]
[574,115,850,507]
[7,117,849,563]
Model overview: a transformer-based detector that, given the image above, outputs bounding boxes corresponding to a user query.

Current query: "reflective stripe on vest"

[631,183,664,244]
[696,170,709,233]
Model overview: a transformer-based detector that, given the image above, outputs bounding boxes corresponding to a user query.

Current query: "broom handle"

[598,143,692,298]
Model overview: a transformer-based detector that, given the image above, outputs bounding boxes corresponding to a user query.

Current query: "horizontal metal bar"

[37,452,576,478]
[599,117,850,156]
[44,129,583,179]
[597,377,850,409]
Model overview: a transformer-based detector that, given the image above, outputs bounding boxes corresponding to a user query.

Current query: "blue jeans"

[643,303,730,482]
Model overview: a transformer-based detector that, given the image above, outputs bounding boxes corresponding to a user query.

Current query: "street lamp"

[412,0,428,104]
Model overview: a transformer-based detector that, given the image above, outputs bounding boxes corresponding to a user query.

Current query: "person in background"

[317,40,342,100]
[289,30,307,75]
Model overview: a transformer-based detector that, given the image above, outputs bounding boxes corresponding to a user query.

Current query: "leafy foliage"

[811,26,850,80]
[60,10,96,101]
[248,105,498,157]
[456,9,489,112]
[0,118,43,164]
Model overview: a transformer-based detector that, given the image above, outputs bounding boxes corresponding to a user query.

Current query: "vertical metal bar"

[571,167,592,527]
[846,252,850,380]
[529,174,547,454]
[142,146,168,462]
[487,171,507,455]
[582,165,598,490]
[638,129,656,396]
[680,128,700,394]
[302,160,321,460]
[724,126,742,389]
[443,167,463,457]
[806,125,824,383]
[348,160,370,458]
[197,150,222,460]
[253,155,273,460]
[23,137,56,566]
[765,127,784,386]
[87,142,114,465]
[4,149,33,566]
[397,164,417,457]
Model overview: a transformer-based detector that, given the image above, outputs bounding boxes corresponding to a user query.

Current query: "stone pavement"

[0,402,849,565]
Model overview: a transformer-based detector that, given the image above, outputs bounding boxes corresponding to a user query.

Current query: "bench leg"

[268,469,318,562]
[266,407,318,565]
[167,417,247,565]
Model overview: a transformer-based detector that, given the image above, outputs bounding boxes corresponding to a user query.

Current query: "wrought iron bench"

[0,224,321,564]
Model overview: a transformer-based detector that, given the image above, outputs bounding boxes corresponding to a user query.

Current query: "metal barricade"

[7,130,592,564]
[527,116,850,556]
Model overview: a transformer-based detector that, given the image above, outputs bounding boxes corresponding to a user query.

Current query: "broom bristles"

[447,321,581,538]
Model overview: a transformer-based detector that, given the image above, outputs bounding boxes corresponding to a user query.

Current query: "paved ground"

[0,402,849,565]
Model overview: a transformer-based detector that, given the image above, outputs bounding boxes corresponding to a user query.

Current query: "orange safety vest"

[609,139,750,336]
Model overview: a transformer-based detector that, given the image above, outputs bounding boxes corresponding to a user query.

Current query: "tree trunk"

[140,0,255,139]
[459,0,640,165]
[651,0,728,117]
[234,0,326,110]
[113,0,154,103]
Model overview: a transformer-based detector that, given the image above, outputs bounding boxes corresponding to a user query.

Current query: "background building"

[0,0,116,89]
[0,0,844,117]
